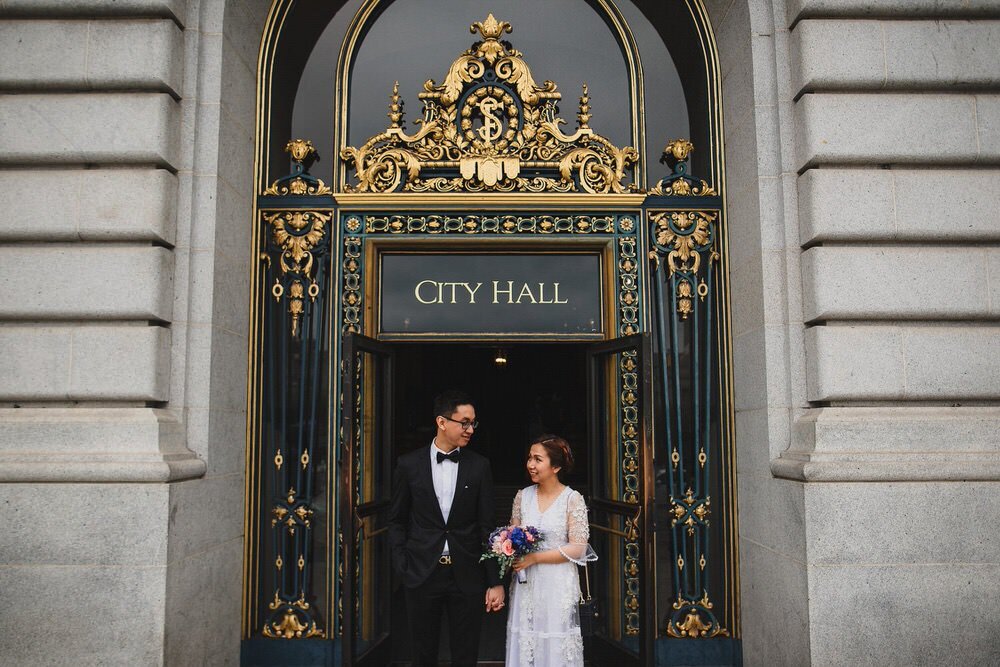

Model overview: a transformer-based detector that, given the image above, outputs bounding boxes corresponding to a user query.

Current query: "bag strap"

[579,563,592,602]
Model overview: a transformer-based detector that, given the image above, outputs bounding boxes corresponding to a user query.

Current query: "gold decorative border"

[343,214,636,342]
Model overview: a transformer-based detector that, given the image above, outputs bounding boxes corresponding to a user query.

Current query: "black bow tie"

[436,449,461,464]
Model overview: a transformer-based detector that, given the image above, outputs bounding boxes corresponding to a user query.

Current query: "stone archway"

[200,0,797,664]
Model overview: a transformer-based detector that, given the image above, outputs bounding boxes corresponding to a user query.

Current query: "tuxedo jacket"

[388,445,501,593]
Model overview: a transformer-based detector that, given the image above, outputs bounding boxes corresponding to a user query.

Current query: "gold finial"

[664,139,694,163]
[470,13,512,41]
[387,81,403,127]
[285,139,316,163]
[578,84,591,129]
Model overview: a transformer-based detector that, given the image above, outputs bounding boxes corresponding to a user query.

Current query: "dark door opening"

[389,342,588,664]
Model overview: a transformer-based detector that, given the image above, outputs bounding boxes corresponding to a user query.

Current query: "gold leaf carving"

[341,16,635,193]
[263,140,332,196]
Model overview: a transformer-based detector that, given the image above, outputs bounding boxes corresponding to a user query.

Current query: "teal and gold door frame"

[242,3,738,665]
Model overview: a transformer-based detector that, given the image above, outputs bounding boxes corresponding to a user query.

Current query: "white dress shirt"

[431,439,459,556]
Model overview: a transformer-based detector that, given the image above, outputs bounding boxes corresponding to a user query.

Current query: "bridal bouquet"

[481,524,543,583]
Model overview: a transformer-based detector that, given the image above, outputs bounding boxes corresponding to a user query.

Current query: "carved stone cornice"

[773,407,1000,482]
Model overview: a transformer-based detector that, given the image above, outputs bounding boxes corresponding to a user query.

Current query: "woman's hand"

[511,553,536,572]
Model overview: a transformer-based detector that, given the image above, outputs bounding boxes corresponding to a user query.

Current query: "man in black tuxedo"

[389,390,505,666]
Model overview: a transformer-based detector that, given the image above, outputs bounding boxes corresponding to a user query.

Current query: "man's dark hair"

[433,390,474,419]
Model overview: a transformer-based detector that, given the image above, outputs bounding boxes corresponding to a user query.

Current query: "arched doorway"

[241,2,739,664]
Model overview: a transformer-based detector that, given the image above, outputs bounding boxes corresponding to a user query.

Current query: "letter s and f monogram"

[477,97,504,144]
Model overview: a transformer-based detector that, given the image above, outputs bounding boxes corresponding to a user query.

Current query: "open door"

[586,334,655,665]
[340,333,394,666]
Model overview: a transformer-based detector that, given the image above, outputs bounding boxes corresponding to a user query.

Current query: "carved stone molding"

[773,407,1000,482]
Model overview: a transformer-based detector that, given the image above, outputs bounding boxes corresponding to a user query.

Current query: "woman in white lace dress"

[506,434,597,667]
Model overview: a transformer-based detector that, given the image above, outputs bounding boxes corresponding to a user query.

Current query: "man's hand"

[484,584,505,612]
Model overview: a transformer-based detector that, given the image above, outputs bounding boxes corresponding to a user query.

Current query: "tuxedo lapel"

[448,454,474,526]
[418,446,447,526]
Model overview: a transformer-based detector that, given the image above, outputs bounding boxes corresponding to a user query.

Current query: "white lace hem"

[556,543,598,566]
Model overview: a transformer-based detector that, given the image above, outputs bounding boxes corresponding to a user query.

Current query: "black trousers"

[404,563,484,667]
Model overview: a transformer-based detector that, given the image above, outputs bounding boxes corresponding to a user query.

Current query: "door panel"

[587,334,654,665]
[340,333,394,666]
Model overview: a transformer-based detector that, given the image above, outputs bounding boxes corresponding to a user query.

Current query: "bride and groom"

[388,390,595,667]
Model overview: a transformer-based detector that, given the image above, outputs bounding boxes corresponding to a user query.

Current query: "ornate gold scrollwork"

[262,607,326,639]
[670,488,711,537]
[263,211,330,336]
[666,592,729,638]
[651,211,714,275]
[362,214,615,235]
[266,211,329,276]
[264,140,332,196]
[649,139,717,197]
[270,487,314,536]
[618,238,639,336]
[262,588,325,639]
[341,15,637,194]
[648,210,718,319]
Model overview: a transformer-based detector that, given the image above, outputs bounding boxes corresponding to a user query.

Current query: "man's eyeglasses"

[440,415,479,431]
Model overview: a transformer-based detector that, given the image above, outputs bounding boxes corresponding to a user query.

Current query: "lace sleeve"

[567,490,589,544]
[510,489,523,526]
[558,490,598,565]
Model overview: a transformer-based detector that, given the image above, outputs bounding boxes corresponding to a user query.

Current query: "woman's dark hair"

[433,389,473,419]
[529,434,574,480]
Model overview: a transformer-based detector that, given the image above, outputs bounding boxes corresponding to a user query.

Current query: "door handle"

[589,505,642,540]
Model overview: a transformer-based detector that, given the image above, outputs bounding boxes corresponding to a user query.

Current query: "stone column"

[776,1,1000,664]
[0,0,263,663]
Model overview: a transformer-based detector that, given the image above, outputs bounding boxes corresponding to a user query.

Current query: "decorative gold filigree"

[262,608,325,639]
[271,487,314,536]
[670,488,711,536]
[665,139,694,162]
[264,211,329,336]
[264,140,332,196]
[618,238,639,336]
[651,212,713,274]
[341,16,636,193]
[342,237,362,335]
[287,139,315,163]
[666,593,730,638]
[670,611,711,638]
[266,211,329,276]
[648,139,717,197]
[649,210,718,318]
[577,84,592,129]
[677,280,693,319]
[364,214,615,235]
[471,13,512,42]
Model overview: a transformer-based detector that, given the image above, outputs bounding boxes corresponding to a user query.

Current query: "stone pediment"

[340,14,638,194]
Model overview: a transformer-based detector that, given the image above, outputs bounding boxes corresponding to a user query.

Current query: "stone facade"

[0,1,997,665]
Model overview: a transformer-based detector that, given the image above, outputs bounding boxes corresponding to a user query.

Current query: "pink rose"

[525,533,534,542]
[502,539,514,556]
